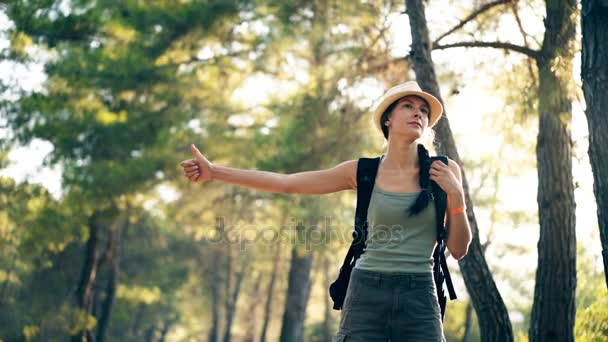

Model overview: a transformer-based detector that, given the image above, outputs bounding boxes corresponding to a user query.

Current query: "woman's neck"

[383,138,419,170]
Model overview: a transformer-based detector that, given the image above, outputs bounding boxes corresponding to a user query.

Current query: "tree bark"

[529,1,577,341]
[278,243,313,342]
[128,303,145,338]
[581,0,608,288]
[208,217,225,342]
[259,242,281,342]
[72,211,103,342]
[222,255,247,342]
[159,320,172,342]
[0,254,17,303]
[243,271,263,342]
[208,266,221,342]
[96,221,121,342]
[405,1,513,341]
[462,301,473,342]
[144,326,155,342]
[322,254,333,342]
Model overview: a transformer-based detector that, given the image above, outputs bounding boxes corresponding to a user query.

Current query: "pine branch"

[433,41,539,59]
[509,1,538,86]
[432,0,513,46]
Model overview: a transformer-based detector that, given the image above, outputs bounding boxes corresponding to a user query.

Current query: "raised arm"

[282,159,357,194]
[180,144,357,195]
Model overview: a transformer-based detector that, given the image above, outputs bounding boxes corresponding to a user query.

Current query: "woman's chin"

[391,130,422,141]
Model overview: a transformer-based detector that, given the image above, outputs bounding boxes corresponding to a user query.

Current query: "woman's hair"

[408,144,434,216]
[380,101,398,140]
[378,96,435,216]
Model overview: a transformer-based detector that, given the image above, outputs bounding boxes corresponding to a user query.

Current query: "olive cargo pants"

[332,268,446,342]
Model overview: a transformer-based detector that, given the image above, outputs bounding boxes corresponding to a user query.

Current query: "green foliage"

[59,305,98,335]
[575,289,608,341]
[0,0,596,341]
[3,0,252,201]
[574,242,607,341]
[1,0,252,339]
[442,300,480,342]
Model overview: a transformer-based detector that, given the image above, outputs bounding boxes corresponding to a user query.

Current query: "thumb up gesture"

[179,144,213,183]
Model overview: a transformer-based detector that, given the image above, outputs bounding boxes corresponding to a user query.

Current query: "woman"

[180,81,472,341]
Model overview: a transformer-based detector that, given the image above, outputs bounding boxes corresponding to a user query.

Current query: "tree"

[246,1,404,340]
[528,2,577,340]
[2,1,251,340]
[581,0,608,289]
[404,0,513,340]
[429,0,578,339]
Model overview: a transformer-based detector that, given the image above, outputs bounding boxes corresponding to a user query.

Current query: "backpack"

[328,155,457,321]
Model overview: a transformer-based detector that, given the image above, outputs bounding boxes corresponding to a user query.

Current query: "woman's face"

[386,95,430,139]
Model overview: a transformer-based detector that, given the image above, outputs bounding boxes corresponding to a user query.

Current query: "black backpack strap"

[329,156,381,310]
[430,156,449,243]
[430,156,457,321]
[336,156,382,266]
[352,156,382,256]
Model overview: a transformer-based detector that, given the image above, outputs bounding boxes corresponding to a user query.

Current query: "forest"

[0,0,606,341]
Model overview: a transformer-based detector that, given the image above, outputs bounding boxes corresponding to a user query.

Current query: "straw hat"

[373,81,443,136]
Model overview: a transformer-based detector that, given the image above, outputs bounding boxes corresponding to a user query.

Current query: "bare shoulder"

[335,159,358,190]
[336,159,358,170]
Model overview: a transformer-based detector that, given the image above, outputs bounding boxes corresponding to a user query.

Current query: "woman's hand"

[429,159,463,198]
[179,144,214,183]
[433,159,471,259]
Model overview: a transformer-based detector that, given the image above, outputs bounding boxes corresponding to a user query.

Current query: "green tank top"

[354,181,437,274]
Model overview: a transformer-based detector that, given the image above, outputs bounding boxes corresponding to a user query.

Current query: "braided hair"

[379,100,434,217]
[408,143,433,216]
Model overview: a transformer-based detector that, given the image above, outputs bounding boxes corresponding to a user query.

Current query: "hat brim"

[373,90,443,135]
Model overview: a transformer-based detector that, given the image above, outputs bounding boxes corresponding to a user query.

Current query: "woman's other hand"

[429,159,463,197]
[179,144,213,183]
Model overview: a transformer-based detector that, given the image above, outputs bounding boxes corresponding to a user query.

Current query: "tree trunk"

[144,326,155,342]
[405,1,513,341]
[128,303,145,338]
[462,301,473,342]
[0,253,17,303]
[243,271,263,342]
[529,1,577,341]
[208,218,225,342]
[208,267,221,342]
[72,211,103,342]
[322,254,333,342]
[222,255,247,342]
[208,260,222,342]
[96,222,121,342]
[159,320,172,342]
[259,242,281,342]
[581,0,608,288]
[279,243,313,342]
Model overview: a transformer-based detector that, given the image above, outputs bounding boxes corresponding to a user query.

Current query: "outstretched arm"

[180,144,357,195]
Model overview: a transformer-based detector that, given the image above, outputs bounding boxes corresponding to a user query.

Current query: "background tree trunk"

[405,0,513,341]
[462,301,473,342]
[223,243,233,341]
[96,223,121,342]
[259,242,281,342]
[243,271,262,342]
[208,217,225,342]
[222,256,247,342]
[72,211,103,342]
[322,254,333,342]
[581,0,608,288]
[529,1,577,341]
[279,242,313,342]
